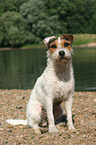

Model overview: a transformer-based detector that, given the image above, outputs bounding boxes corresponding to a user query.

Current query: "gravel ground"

[0,90,96,145]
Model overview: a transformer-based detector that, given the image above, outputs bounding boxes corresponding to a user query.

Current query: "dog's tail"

[6,119,27,126]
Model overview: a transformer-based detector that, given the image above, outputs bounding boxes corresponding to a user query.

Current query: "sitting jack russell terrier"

[6,34,76,134]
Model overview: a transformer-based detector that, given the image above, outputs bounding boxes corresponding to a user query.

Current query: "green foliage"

[20,0,61,40]
[0,11,27,47]
[44,0,96,34]
[0,0,96,47]
[66,0,96,33]
[0,0,29,15]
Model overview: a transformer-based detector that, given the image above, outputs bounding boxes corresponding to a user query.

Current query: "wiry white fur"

[58,37,61,46]
[6,36,76,134]
[48,48,72,61]
[44,36,55,46]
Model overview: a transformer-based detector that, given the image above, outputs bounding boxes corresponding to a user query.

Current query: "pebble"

[0,90,96,145]
[0,128,3,131]
[20,135,23,138]
[8,124,13,128]
[2,141,8,144]
[16,96,25,100]
[8,130,12,133]
[82,135,86,138]
[94,99,96,102]
[16,106,22,109]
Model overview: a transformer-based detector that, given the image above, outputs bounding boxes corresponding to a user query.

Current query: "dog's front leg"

[65,95,76,131]
[45,97,58,134]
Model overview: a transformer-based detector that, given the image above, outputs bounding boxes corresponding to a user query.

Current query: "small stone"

[94,99,96,102]
[82,135,86,138]
[59,133,62,136]
[16,106,22,109]
[16,96,25,100]
[45,136,49,139]
[8,124,13,128]
[20,135,23,138]
[22,96,25,99]
[0,128,3,131]
[8,130,12,133]
[2,141,8,144]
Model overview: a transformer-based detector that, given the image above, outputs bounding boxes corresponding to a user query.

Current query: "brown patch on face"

[48,39,59,53]
[48,36,73,53]
[61,39,72,50]
[48,38,57,48]
[61,34,74,43]
[49,48,56,53]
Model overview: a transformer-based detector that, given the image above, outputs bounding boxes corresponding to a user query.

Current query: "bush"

[20,0,61,40]
[0,11,27,47]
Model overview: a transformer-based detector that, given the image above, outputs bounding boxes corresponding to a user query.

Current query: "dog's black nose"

[59,51,65,57]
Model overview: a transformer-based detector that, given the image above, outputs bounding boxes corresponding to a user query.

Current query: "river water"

[0,47,96,91]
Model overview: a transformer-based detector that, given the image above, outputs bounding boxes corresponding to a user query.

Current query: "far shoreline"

[0,42,96,51]
[74,42,96,48]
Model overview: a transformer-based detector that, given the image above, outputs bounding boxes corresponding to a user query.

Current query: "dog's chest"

[53,80,73,104]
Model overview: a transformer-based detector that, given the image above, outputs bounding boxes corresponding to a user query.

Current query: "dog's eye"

[51,45,57,48]
[64,43,70,47]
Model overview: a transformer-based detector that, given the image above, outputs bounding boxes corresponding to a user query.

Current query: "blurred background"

[0,0,96,91]
[0,0,96,47]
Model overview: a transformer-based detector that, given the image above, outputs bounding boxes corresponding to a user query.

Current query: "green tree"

[0,11,27,47]
[20,0,61,40]
[0,0,96,48]
[44,0,96,34]
[66,0,96,33]
[44,0,69,33]
[0,0,29,15]
[91,12,96,33]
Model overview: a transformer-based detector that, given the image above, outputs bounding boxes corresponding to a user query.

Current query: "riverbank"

[0,42,96,51]
[0,89,95,144]
[0,34,96,50]
[22,34,96,49]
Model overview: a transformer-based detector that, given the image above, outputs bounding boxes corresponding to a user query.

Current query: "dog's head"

[44,34,74,62]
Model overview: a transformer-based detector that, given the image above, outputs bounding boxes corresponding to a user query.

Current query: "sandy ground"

[0,89,96,145]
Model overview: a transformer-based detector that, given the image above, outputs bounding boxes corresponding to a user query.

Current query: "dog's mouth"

[59,56,70,61]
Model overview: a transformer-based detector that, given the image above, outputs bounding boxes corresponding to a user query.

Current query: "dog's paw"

[49,125,58,135]
[68,126,76,132]
[34,128,41,134]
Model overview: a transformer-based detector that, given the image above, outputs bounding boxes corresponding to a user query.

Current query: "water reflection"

[73,47,96,91]
[0,47,96,91]
[0,49,46,89]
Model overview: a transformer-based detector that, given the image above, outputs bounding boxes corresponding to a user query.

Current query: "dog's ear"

[61,34,74,43]
[43,36,56,46]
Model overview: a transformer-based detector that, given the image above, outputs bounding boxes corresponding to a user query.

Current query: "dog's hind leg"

[26,103,42,134]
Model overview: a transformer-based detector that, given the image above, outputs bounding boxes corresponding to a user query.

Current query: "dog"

[6,34,76,134]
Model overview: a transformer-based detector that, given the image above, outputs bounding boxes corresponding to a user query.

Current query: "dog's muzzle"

[59,50,71,61]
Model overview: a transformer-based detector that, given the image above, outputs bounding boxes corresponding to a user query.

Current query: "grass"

[22,43,45,49]
[73,34,96,46]
[22,44,41,49]
[22,34,96,49]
